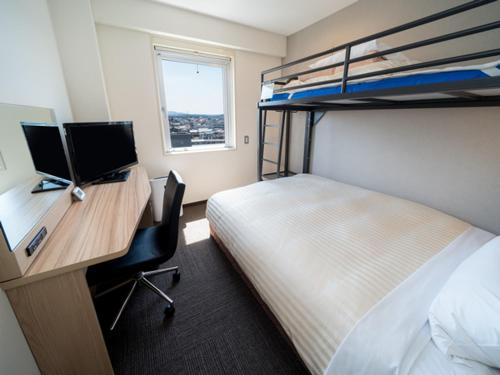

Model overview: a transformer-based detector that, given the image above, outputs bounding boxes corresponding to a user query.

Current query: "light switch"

[244,135,249,144]
[0,151,6,171]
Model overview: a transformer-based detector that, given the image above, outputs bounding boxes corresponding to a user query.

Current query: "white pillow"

[429,236,500,368]
[282,78,304,89]
[294,60,406,88]
[331,59,405,79]
[309,39,414,69]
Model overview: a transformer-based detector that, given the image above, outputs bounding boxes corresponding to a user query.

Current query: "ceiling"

[152,0,358,36]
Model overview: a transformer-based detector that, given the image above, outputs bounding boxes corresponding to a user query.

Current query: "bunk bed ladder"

[258,110,290,181]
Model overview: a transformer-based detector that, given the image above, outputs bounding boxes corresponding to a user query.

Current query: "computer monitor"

[63,122,138,186]
[21,123,72,193]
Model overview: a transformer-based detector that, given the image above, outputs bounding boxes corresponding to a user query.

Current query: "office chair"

[87,170,185,330]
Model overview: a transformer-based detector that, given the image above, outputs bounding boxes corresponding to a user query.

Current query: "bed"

[268,60,500,102]
[257,1,500,182]
[259,0,500,113]
[206,174,498,375]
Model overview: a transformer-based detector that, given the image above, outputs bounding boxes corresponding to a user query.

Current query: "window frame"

[155,46,235,154]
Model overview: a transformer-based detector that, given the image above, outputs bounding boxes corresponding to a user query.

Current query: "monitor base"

[32,179,70,194]
[93,169,131,185]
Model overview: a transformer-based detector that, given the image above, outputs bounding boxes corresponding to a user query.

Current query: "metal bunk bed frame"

[257,0,500,180]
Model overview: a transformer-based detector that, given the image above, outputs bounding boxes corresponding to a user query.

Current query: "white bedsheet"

[207,174,472,374]
[409,330,500,375]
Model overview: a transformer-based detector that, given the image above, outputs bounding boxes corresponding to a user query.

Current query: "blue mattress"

[271,65,500,102]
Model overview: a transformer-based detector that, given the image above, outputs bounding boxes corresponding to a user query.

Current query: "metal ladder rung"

[263,141,279,147]
[264,124,279,128]
[262,158,278,165]
[262,171,295,179]
[261,175,276,181]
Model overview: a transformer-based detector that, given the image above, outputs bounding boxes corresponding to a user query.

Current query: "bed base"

[209,224,310,374]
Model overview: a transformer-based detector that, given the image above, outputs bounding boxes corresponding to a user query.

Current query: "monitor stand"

[93,169,131,185]
[32,179,70,194]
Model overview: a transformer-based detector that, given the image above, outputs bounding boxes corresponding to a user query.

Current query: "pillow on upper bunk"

[282,78,304,89]
[332,59,403,79]
[283,60,406,90]
[428,236,500,368]
[309,39,414,71]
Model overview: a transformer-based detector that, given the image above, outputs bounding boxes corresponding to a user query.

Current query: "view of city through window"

[161,59,226,148]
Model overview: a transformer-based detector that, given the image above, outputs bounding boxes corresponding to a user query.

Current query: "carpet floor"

[94,203,309,375]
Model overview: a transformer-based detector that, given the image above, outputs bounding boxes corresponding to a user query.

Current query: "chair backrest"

[155,170,185,259]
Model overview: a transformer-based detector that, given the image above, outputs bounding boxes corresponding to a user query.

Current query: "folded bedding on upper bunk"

[206,174,481,375]
[269,59,500,102]
[282,59,403,89]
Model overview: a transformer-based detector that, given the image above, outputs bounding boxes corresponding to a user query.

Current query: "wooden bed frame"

[209,223,310,373]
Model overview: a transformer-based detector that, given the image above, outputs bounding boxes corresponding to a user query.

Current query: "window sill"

[164,146,236,156]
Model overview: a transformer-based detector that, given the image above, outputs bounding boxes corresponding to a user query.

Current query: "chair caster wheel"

[165,303,175,316]
[172,272,180,283]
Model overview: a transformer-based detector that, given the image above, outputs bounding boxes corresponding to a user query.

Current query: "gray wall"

[284,0,500,234]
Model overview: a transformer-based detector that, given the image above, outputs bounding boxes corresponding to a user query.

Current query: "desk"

[0,166,151,374]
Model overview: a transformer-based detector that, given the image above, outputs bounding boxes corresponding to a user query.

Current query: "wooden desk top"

[1,166,151,290]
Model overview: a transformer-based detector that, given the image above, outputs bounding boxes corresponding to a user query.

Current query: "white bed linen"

[309,40,414,69]
[282,60,406,89]
[408,332,500,375]
[207,174,471,374]
[429,236,500,368]
[408,327,500,375]
[325,227,495,375]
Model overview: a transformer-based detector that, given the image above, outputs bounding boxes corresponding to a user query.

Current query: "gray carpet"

[94,203,309,375]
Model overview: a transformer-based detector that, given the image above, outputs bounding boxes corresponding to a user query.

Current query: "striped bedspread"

[206,174,470,374]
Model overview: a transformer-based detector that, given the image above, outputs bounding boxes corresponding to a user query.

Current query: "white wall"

[0,0,72,123]
[96,25,280,202]
[0,291,39,375]
[91,0,286,58]
[284,0,500,234]
[47,0,110,122]
[0,1,76,373]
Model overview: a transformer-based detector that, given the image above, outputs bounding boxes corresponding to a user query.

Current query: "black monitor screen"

[64,122,138,185]
[21,124,71,181]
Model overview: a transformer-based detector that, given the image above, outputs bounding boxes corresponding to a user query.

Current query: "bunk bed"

[257,0,500,180]
[209,2,500,375]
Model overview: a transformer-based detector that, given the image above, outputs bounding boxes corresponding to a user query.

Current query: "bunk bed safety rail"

[264,19,500,87]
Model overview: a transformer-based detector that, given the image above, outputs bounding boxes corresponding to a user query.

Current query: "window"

[155,47,234,153]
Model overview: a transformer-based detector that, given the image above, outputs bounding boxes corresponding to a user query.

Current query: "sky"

[162,60,224,115]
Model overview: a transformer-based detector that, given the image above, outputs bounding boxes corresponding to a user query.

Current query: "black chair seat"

[88,226,170,283]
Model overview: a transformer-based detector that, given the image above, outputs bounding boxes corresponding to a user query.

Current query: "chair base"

[95,266,179,330]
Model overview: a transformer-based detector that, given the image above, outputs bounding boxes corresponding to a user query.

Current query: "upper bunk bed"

[258,0,500,112]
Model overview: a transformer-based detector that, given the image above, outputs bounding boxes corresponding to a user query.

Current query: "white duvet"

[207,174,478,374]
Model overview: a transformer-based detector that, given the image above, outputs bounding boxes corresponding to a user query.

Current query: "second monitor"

[64,122,138,186]
[21,123,72,193]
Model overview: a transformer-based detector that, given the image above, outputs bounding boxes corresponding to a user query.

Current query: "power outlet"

[0,151,6,171]
[244,135,249,144]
